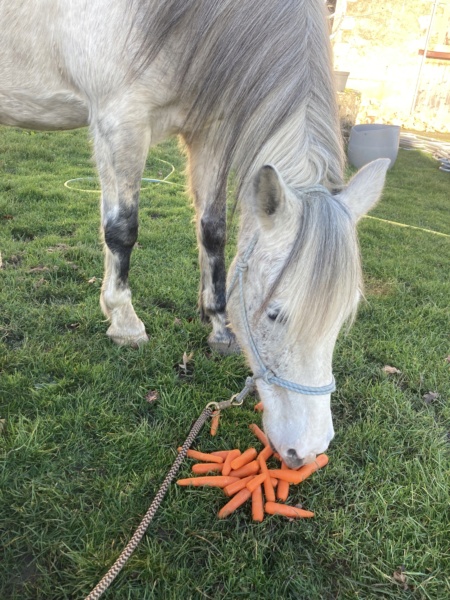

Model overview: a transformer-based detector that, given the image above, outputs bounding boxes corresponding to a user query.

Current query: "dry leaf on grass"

[393,566,409,590]
[47,244,70,252]
[179,351,194,373]
[87,277,97,284]
[33,278,46,289]
[145,390,159,404]
[175,351,195,379]
[383,365,402,375]
[29,266,50,273]
[445,356,450,364]
[9,255,22,265]
[422,391,439,404]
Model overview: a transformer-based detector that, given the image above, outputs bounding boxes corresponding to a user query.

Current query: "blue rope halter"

[227,230,336,397]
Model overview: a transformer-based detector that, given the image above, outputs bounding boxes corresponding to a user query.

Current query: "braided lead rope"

[84,405,213,600]
[84,183,332,599]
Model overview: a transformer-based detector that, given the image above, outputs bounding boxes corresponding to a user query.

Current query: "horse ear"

[339,158,390,221]
[253,164,286,227]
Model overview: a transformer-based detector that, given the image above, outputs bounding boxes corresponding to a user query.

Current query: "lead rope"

[84,406,212,600]
[84,379,255,600]
[85,185,334,599]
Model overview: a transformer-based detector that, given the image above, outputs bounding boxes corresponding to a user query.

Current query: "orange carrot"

[218,488,252,518]
[230,448,258,471]
[258,445,274,461]
[259,454,276,502]
[249,424,270,447]
[176,476,239,488]
[191,463,223,475]
[251,485,264,522]
[210,450,232,459]
[266,469,301,484]
[265,502,314,518]
[268,454,329,484]
[254,402,264,412]
[229,460,260,478]
[246,472,267,493]
[210,411,220,436]
[177,448,224,464]
[222,449,241,476]
[223,475,255,497]
[276,462,290,501]
[271,477,279,488]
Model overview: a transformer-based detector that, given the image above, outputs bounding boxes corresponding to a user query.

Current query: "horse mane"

[131,0,354,344]
[265,190,362,345]
[130,0,344,196]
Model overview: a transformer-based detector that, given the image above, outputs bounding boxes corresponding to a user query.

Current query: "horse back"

[0,0,170,131]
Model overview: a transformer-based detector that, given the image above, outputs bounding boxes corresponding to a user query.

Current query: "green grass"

[1,126,449,600]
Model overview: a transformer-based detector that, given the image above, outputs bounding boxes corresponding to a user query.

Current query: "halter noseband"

[227,233,336,396]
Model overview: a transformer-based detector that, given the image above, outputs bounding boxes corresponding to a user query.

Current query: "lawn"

[1,126,449,600]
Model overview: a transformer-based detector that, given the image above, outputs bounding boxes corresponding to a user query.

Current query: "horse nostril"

[285,449,304,468]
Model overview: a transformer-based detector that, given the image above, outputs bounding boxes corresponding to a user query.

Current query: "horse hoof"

[208,332,241,355]
[107,327,149,348]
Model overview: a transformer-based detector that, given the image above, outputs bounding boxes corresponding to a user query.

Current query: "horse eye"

[267,309,286,323]
[267,302,287,324]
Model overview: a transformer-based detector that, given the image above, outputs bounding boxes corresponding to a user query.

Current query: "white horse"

[0,0,389,467]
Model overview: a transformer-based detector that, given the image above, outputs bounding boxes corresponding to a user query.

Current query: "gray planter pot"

[347,124,400,169]
[334,71,350,92]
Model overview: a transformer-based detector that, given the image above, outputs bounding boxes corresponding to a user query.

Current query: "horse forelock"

[131,0,344,195]
[263,191,361,345]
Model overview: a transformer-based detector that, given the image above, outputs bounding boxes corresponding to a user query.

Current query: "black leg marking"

[201,215,226,255]
[200,215,227,319]
[104,204,138,285]
[210,256,226,312]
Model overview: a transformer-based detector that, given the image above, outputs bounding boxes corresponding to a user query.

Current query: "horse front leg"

[185,137,239,355]
[92,116,151,347]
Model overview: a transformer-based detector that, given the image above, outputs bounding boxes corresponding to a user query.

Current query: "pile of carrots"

[176,423,328,521]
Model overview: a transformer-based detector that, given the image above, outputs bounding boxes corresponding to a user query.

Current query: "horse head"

[227,159,390,468]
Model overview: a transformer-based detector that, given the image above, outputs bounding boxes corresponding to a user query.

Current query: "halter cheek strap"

[227,234,336,396]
